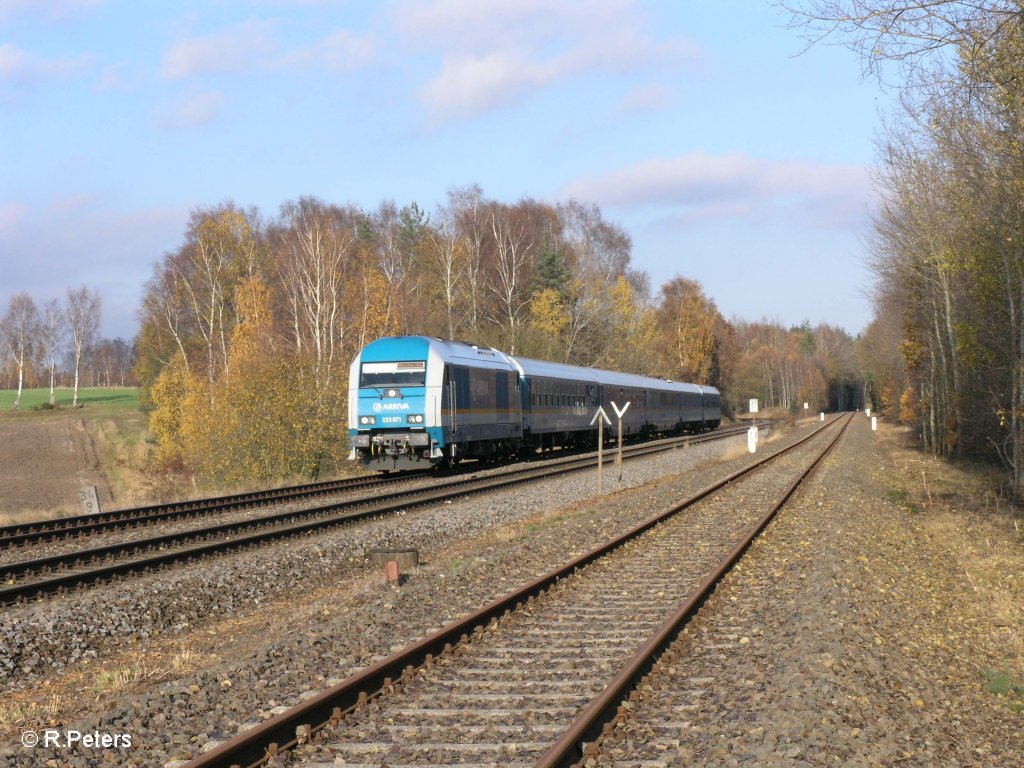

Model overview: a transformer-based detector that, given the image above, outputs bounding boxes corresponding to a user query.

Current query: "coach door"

[443,365,457,434]
[495,370,509,426]
[445,366,471,435]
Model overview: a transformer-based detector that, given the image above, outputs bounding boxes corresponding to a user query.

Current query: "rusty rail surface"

[183,414,846,768]
[536,411,853,768]
[0,471,432,550]
[0,423,756,605]
[1,422,763,551]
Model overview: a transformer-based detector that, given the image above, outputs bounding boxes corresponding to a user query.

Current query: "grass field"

[0,387,139,414]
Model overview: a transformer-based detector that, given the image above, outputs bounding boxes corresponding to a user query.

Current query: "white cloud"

[93,62,140,91]
[161,19,276,79]
[161,20,375,79]
[561,152,875,230]
[179,90,224,125]
[48,194,93,215]
[616,84,676,114]
[278,28,375,73]
[0,41,92,80]
[95,63,122,90]
[155,90,226,129]
[0,201,28,231]
[0,0,102,24]
[422,51,553,119]
[394,0,586,52]
[395,0,703,123]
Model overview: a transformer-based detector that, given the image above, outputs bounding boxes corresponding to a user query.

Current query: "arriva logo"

[372,402,410,412]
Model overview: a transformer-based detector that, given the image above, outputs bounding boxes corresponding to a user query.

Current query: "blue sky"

[0,0,888,340]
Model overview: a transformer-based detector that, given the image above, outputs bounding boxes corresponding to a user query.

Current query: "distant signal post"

[748,398,759,453]
[591,406,612,494]
[611,400,631,482]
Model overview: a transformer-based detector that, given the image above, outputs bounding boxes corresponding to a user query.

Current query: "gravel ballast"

[4,425,792,766]
[594,416,1023,766]
[9,415,1017,768]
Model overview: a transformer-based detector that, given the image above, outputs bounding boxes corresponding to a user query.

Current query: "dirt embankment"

[0,417,115,520]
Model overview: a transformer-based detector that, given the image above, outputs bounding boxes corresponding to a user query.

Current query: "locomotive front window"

[360,361,426,388]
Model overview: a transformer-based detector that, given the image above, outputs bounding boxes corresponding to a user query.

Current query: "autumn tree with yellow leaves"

[138,191,865,492]
[790,0,1024,492]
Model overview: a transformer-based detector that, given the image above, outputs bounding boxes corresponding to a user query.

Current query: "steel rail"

[0,471,433,550]
[1,424,748,579]
[181,414,845,768]
[0,423,758,604]
[0,423,761,550]
[535,411,854,768]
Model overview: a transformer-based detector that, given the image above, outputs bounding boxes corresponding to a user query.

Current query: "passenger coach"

[349,336,720,471]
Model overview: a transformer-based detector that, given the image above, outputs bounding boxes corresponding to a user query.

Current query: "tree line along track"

[0,423,758,606]
[184,413,853,768]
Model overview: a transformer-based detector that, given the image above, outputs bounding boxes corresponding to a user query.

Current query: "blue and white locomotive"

[348,336,721,471]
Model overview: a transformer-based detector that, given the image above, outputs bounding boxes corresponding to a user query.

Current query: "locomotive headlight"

[359,416,376,426]
[409,414,424,424]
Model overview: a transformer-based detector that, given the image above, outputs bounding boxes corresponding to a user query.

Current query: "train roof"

[511,355,710,394]
[355,337,718,394]
[357,336,517,370]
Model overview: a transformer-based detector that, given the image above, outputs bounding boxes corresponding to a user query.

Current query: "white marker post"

[804,402,808,422]
[866,408,871,418]
[748,398,759,452]
[610,400,631,482]
[78,485,101,516]
[590,406,612,494]
[872,416,877,431]
[820,412,825,422]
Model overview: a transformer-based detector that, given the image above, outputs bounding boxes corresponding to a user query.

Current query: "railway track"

[0,470,433,550]
[184,412,852,768]
[0,423,757,605]
[0,423,765,552]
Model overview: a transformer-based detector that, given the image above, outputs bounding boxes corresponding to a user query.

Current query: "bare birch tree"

[65,286,100,407]
[426,197,467,339]
[555,200,634,364]
[1,293,40,409]
[782,1,1024,95]
[450,185,490,335]
[40,298,65,406]
[489,203,536,354]
[141,258,194,370]
[277,197,356,392]
[369,201,425,334]
[177,206,261,402]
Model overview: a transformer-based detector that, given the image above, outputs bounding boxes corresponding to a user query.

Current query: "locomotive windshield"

[359,361,426,388]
